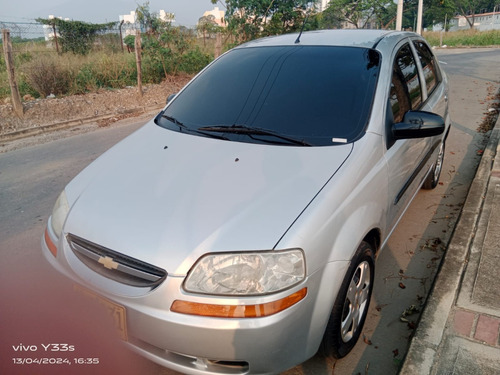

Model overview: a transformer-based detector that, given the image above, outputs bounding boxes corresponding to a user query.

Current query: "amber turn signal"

[44,227,58,257]
[171,288,307,318]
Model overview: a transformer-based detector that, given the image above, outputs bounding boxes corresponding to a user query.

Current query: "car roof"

[236,29,419,50]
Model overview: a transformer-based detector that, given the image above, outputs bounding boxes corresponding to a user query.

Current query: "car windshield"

[156,45,380,146]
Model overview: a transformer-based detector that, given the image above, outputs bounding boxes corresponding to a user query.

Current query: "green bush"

[178,47,212,74]
[74,64,100,93]
[74,53,137,93]
[141,54,166,84]
[17,77,40,99]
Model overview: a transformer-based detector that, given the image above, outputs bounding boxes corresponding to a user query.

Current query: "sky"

[0,0,222,28]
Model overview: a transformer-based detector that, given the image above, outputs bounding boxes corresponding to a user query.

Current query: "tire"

[423,141,445,190]
[318,241,375,359]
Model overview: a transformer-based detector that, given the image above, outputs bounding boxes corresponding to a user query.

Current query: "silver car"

[42,29,450,374]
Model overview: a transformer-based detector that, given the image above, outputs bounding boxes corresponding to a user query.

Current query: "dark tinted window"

[390,70,411,123]
[157,46,380,146]
[390,44,421,122]
[413,41,439,96]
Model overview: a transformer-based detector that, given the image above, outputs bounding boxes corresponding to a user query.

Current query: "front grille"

[67,234,167,288]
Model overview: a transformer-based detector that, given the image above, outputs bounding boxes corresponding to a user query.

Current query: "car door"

[412,39,449,125]
[384,40,436,234]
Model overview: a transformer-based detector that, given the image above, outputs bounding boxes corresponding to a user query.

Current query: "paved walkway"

[401,117,500,374]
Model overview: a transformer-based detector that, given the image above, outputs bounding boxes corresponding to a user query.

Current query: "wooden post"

[119,20,124,53]
[52,21,59,53]
[135,29,143,98]
[215,33,222,59]
[2,29,23,118]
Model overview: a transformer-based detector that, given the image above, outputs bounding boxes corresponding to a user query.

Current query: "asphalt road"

[0,48,499,375]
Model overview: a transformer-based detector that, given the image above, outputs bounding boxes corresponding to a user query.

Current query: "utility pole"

[416,0,423,34]
[396,0,404,30]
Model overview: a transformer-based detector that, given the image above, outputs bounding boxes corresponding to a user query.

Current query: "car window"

[413,41,439,96]
[157,46,381,146]
[389,43,422,123]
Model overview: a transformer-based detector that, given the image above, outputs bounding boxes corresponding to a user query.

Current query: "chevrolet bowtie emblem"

[98,256,119,270]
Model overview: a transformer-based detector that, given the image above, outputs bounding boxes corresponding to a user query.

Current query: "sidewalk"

[401,116,500,374]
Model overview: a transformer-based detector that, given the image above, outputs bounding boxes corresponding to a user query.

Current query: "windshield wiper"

[157,113,229,141]
[160,114,190,130]
[197,125,312,146]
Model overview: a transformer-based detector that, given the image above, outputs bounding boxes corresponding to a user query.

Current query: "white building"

[159,10,175,23]
[449,11,500,31]
[42,15,69,42]
[119,9,176,37]
[318,0,330,12]
[119,11,137,24]
[200,7,226,27]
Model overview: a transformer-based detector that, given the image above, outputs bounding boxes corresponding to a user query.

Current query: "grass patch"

[424,29,500,47]
[0,37,215,100]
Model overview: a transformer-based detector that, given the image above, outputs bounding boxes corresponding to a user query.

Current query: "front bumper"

[42,226,349,374]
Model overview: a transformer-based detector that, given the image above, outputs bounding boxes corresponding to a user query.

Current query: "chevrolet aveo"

[42,30,450,374]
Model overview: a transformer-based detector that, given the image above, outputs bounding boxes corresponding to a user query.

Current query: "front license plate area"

[74,284,128,341]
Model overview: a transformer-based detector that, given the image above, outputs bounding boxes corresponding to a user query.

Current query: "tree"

[197,15,222,46]
[422,0,496,29]
[211,0,313,41]
[36,18,116,55]
[136,1,174,34]
[134,2,209,78]
[423,0,456,30]
[450,0,495,28]
[123,34,135,52]
[322,0,396,29]
[318,5,344,28]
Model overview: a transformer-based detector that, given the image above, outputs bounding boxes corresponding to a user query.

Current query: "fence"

[0,20,224,115]
[0,20,139,54]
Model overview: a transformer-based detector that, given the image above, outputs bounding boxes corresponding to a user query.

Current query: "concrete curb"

[0,106,163,143]
[400,117,500,374]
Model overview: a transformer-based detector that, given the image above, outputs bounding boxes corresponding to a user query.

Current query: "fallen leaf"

[399,282,406,289]
[363,335,372,345]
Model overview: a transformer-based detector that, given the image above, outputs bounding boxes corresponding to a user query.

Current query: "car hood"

[64,122,353,276]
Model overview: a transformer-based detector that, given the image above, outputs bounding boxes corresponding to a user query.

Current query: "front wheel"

[318,241,375,359]
[423,142,445,189]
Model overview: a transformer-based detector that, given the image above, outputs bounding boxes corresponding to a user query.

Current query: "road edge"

[400,118,500,374]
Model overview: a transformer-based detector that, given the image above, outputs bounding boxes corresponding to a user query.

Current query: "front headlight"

[50,190,70,239]
[183,249,305,296]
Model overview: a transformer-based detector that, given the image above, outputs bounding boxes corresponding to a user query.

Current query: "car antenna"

[294,10,310,44]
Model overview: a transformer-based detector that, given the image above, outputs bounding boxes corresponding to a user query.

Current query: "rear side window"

[389,43,422,122]
[413,41,440,96]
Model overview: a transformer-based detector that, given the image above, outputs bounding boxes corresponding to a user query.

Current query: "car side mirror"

[166,93,176,104]
[392,110,445,140]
